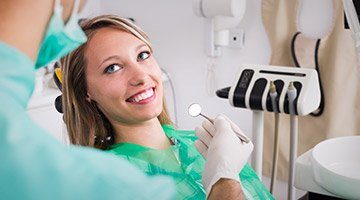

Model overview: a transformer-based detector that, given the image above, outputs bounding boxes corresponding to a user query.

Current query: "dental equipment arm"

[194,114,253,197]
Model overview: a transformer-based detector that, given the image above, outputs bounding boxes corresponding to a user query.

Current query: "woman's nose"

[128,65,149,86]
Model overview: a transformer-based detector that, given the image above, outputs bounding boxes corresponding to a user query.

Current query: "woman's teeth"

[129,88,154,103]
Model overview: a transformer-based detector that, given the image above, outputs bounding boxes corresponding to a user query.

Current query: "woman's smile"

[126,87,156,104]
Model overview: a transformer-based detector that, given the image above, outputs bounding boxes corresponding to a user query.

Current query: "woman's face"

[85,27,163,125]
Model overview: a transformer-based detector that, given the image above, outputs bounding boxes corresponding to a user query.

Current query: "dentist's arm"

[208,178,244,200]
[195,115,253,199]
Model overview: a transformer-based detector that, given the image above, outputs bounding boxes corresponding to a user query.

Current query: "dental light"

[193,0,246,57]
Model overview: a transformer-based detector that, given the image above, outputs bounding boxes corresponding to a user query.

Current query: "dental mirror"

[188,103,214,123]
[188,103,250,143]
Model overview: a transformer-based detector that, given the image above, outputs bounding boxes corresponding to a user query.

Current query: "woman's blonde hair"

[61,15,173,150]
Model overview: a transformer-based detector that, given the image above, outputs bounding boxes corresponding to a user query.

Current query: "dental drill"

[287,82,298,200]
[269,81,279,194]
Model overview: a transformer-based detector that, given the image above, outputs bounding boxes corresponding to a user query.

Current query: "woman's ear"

[86,93,92,102]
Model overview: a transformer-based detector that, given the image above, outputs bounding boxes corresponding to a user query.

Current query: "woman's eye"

[104,64,122,74]
[137,51,150,61]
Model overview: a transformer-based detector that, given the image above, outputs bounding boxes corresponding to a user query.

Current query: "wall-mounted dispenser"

[193,0,246,57]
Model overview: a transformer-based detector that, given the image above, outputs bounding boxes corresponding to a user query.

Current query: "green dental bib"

[107,125,274,200]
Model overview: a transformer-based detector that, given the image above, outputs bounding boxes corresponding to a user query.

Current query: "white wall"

[80,0,270,137]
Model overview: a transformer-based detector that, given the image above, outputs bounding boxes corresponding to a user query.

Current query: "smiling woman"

[61,15,173,150]
[60,15,273,200]
[85,28,164,126]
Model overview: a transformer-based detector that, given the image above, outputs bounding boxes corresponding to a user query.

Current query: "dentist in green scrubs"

[0,0,252,199]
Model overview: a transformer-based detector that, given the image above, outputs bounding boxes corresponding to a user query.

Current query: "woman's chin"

[135,112,162,122]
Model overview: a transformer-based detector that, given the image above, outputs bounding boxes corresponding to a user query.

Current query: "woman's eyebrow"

[136,44,147,51]
[98,44,148,69]
[98,55,121,69]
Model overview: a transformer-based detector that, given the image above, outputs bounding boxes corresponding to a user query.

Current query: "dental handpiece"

[287,82,297,115]
[188,103,250,143]
[286,82,298,200]
[269,81,278,113]
[269,81,280,194]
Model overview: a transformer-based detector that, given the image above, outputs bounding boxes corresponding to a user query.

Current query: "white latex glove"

[194,114,253,195]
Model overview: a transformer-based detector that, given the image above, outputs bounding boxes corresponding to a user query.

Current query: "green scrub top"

[107,125,275,200]
[0,41,175,199]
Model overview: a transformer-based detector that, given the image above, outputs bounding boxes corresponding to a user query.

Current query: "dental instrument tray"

[217,64,321,116]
